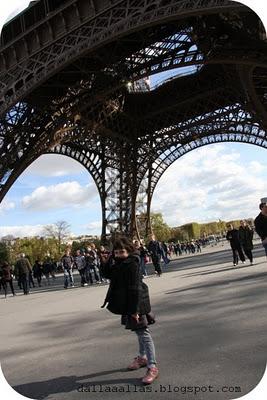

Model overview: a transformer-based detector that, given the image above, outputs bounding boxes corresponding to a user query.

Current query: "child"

[101,236,159,385]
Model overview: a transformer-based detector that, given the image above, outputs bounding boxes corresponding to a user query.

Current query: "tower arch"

[136,122,267,238]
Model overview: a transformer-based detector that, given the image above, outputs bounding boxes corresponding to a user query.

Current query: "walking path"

[1,244,266,400]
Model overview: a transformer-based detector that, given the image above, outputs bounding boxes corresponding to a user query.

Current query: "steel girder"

[0,0,267,240]
[135,110,267,239]
[0,0,254,116]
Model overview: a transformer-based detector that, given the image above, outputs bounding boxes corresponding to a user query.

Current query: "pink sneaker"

[127,356,147,370]
[142,367,159,385]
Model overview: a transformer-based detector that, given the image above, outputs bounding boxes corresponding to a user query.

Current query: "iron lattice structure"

[0,0,267,240]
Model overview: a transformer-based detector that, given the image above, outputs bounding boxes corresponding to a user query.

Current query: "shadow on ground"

[12,369,143,399]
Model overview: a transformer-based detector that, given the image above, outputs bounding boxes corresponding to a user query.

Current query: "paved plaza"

[1,243,267,400]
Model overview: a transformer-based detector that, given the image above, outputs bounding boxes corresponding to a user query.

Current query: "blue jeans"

[90,265,100,282]
[140,257,148,276]
[161,250,170,265]
[64,269,74,287]
[135,328,156,368]
[262,242,267,256]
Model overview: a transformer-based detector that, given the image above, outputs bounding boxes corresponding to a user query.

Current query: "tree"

[43,220,71,257]
[180,222,200,240]
[9,236,64,264]
[0,242,10,263]
[150,213,171,242]
[171,227,189,242]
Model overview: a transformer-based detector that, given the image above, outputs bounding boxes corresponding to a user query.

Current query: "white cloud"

[22,181,98,211]
[0,1,30,30]
[24,154,85,177]
[0,199,15,214]
[86,221,102,230]
[0,222,103,239]
[248,161,265,174]
[81,221,103,235]
[0,224,45,238]
[152,145,267,226]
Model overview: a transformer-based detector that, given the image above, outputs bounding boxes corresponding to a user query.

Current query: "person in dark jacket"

[61,249,74,288]
[101,236,158,385]
[14,253,32,295]
[32,260,43,287]
[134,240,149,277]
[226,224,245,266]
[147,234,162,276]
[42,260,53,286]
[85,244,101,284]
[28,268,35,288]
[239,220,254,264]
[160,242,171,266]
[0,261,16,297]
[74,250,87,287]
[254,197,267,257]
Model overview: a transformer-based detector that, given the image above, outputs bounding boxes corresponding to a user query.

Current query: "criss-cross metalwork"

[1,0,267,240]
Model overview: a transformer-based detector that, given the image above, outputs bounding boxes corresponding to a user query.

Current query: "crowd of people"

[0,236,202,297]
[1,195,267,298]
[0,229,254,298]
[226,220,254,266]
[225,197,267,266]
[1,197,267,386]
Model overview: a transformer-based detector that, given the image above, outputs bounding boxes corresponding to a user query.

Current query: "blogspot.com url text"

[77,384,242,394]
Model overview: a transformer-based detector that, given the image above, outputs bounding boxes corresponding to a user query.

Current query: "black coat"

[147,240,161,256]
[226,229,241,250]
[102,254,151,316]
[254,212,267,240]
[0,264,12,281]
[239,226,253,250]
[32,262,43,277]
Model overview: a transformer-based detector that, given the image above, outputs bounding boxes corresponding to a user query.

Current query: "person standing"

[50,260,57,281]
[239,220,254,265]
[61,249,74,288]
[14,253,32,295]
[134,240,149,278]
[160,242,171,266]
[74,250,87,287]
[226,224,245,266]
[101,236,159,385]
[85,244,101,284]
[0,261,16,297]
[42,259,52,285]
[32,260,43,287]
[28,268,35,288]
[254,197,267,258]
[147,234,162,276]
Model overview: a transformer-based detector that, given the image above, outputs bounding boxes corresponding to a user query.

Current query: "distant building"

[0,235,16,245]
[64,235,100,246]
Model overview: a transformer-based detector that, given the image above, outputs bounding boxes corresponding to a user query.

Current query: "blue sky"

[1,142,267,237]
[0,1,267,238]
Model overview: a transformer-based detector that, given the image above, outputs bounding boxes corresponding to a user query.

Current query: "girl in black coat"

[239,220,254,264]
[101,236,159,385]
[226,224,245,266]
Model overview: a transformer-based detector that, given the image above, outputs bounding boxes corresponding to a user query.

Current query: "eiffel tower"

[0,0,267,241]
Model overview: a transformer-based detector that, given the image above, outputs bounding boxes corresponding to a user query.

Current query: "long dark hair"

[112,236,135,254]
